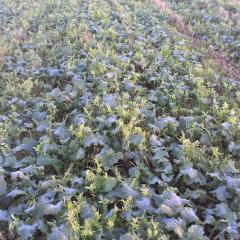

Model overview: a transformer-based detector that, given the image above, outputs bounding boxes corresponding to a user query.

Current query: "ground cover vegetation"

[0,0,240,239]
[165,0,240,68]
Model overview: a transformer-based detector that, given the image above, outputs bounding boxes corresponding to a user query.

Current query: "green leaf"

[37,155,60,166]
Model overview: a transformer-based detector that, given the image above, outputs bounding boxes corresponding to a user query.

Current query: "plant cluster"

[165,0,240,67]
[0,0,239,239]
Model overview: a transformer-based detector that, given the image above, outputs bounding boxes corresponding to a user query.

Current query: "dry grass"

[12,28,28,43]
[218,6,230,20]
[153,0,193,35]
[0,233,6,240]
[232,0,240,5]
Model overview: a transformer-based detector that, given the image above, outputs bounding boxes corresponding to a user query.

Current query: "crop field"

[0,0,240,239]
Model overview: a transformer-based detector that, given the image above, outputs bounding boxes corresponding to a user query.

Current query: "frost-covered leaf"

[155,204,175,216]
[48,88,61,98]
[171,143,183,160]
[214,203,232,218]
[80,202,93,219]
[41,143,60,154]
[161,217,184,231]
[180,165,206,185]
[83,133,104,147]
[160,217,184,237]
[14,138,37,153]
[179,117,194,130]
[42,201,63,216]
[63,187,77,196]
[106,115,118,126]
[186,225,207,240]
[7,188,26,198]
[0,210,8,221]
[102,94,118,108]
[0,155,4,165]
[54,126,70,143]
[75,148,86,160]
[135,197,153,212]
[156,117,178,130]
[48,68,60,77]
[226,220,239,238]
[160,190,189,207]
[112,182,139,198]
[47,226,68,240]
[96,147,122,171]
[1,0,240,239]
[152,148,169,163]
[204,213,216,225]
[119,233,141,240]
[72,75,85,89]
[149,135,164,147]
[36,122,49,132]
[18,222,38,240]
[228,142,240,156]
[72,114,85,126]
[104,177,117,192]
[221,160,238,174]
[161,173,173,183]
[128,134,143,145]
[72,176,84,186]
[180,207,199,223]
[32,111,47,122]
[162,163,172,174]
[0,175,7,195]
[210,186,231,201]
[200,133,211,146]
[225,176,240,189]
[180,165,198,178]
[123,81,137,95]
[207,171,222,180]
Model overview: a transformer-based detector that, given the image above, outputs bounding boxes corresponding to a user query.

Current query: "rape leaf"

[96,148,122,171]
[0,175,7,195]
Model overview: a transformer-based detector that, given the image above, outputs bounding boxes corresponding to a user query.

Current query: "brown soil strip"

[232,0,240,5]
[153,0,193,35]
[153,0,240,80]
